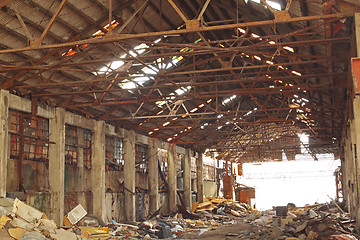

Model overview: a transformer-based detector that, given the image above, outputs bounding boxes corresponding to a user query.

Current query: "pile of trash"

[2,195,356,239]
[0,197,111,239]
[192,197,254,217]
[0,196,253,239]
[246,203,359,240]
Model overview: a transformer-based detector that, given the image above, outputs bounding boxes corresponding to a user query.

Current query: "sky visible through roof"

[237,135,340,210]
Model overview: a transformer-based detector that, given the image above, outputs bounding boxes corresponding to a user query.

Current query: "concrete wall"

[342,13,360,221]
[0,91,200,224]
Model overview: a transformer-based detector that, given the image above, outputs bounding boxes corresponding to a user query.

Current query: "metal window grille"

[83,129,92,169]
[65,125,78,165]
[9,110,49,162]
[135,144,148,173]
[105,136,124,171]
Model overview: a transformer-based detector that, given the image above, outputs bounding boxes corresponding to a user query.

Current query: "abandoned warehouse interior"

[1,0,360,238]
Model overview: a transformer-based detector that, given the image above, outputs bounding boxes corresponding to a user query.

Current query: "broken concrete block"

[12,198,43,223]
[66,204,87,225]
[11,217,35,231]
[36,219,57,230]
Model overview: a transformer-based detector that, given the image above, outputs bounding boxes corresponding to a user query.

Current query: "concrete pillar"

[356,13,360,57]
[167,144,177,213]
[353,96,360,223]
[49,107,65,225]
[183,149,191,210]
[196,152,204,203]
[0,90,9,198]
[350,119,358,218]
[148,138,159,214]
[124,129,135,223]
[354,12,360,223]
[91,121,106,222]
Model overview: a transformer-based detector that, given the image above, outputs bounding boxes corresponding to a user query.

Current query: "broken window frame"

[8,110,50,163]
[65,125,78,166]
[105,135,124,171]
[135,143,148,173]
[65,125,92,169]
[158,148,168,178]
[83,129,92,169]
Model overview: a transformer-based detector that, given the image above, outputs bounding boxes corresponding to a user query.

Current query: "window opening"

[65,125,78,165]
[65,126,92,169]
[83,129,92,169]
[105,136,124,171]
[135,144,148,173]
[9,110,49,162]
[158,148,168,177]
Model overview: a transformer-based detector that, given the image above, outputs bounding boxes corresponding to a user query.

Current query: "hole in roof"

[266,0,282,10]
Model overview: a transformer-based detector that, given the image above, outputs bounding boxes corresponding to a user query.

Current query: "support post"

[356,13,360,57]
[0,90,9,198]
[354,12,360,225]
[91,121,106,222]
[124,129,136,223]
[49,107,65,225]
[167,143,177,213]
[183,149,191,210]
[148,138,159,214]
[196,152,204,203]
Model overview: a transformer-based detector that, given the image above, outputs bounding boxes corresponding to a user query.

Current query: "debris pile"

[0,196,252,239]
[246,203,359,240]
[0,197,110,239]
[1,196,358,239]
[192,197,254,218]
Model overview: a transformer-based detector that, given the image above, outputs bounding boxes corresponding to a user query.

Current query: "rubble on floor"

[242,203,359,240]
[0,196,359,239]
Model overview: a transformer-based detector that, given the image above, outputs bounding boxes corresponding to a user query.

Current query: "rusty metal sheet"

[352,58,360,94]
[223,175,233,199]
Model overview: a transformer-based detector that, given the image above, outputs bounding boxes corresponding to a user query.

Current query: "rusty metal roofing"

[0,0,358,162]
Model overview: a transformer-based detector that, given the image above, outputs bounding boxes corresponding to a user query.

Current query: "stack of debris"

[246,203,359,240]
[0,197,111,239]
[192,197,253,218]
[1,196,357,239]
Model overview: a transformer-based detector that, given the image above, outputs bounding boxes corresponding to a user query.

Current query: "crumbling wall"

[64,165,92,214]
[342,118,359,219]
[0,91,200,224]
[105,192,125,222]
[106,170,123,192]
